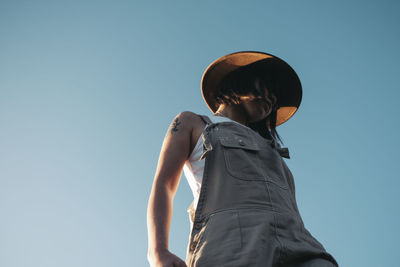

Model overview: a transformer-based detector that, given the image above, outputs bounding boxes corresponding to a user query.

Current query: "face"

[240,88,274,123]
[241,98,270,122]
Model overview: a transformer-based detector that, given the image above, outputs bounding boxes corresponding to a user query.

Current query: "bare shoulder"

[180,111,207,132]
[175,111,207,156]
[178,111,206,128]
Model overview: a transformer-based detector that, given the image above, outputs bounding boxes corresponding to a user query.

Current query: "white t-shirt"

[183,114,253,211]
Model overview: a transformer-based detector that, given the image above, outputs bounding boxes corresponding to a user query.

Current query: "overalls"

[185,115,338,267]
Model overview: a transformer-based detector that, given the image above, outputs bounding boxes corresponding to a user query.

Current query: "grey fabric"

[185,115,338,267]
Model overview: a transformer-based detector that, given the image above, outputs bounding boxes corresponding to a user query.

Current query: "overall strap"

[198,114,214,161]
[271,138,291,159]
[276,147,290,159]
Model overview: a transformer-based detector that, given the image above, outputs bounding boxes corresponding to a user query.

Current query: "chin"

[256,112,269,122]
[249,115,267,123]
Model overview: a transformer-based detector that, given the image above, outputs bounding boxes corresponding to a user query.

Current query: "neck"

[214,103,249,126]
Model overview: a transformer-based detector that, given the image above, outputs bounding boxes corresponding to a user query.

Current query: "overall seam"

[189,125,213,266]
[263,176,285,264]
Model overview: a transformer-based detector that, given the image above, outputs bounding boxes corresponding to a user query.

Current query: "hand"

[148,249,187,267]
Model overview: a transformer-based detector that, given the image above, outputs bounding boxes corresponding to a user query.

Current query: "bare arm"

[147,111,193,267]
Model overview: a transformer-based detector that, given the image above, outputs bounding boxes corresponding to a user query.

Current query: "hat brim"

[201,51,302,126]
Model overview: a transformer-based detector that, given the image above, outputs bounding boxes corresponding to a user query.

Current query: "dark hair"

[214,66,284,145]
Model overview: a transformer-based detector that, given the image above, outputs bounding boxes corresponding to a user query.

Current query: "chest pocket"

[219,137,265,181]
[219,136,289,189]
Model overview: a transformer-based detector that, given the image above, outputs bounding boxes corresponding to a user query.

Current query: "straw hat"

[201,51,302,126]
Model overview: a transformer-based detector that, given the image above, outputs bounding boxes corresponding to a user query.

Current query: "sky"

[0,1,399,266]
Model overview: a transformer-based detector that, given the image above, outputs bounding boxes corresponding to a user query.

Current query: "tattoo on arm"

[170,118,181,134]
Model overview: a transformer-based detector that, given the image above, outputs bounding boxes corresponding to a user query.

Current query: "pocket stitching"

[222,147,265,180]
[220,139,289,189]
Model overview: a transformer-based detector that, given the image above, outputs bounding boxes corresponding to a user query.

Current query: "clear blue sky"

[1,1,399,266]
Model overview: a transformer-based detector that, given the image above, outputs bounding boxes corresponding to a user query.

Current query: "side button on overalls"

[185,115,339,267]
